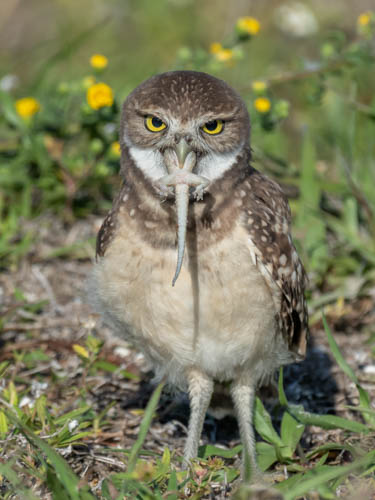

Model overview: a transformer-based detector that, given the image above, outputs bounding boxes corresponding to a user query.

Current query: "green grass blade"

[127,381,165,474]
[288,404,369,433]
[322,313,359,383]
[166,469,178,499]
[5,411,95,500]
[323,313,375,427]
[278,366,288,406]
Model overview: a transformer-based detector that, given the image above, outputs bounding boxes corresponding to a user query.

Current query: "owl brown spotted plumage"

[89,70,308,479]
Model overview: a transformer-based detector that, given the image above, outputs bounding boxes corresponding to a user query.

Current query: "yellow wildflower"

[209,42,223,54]
[82,76,96,89]
[215,48,234,62]
[15,97,40,118]
[90,54,108,69]
[357,12,371,26]
[110,141,121,156]
[87,82,114,110]
[252,80,267,92]
[237,16,260,36]
[254,97,271,113]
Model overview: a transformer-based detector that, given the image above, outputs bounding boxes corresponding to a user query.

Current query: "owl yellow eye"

[145,115,167,132]
[202,119,224,135]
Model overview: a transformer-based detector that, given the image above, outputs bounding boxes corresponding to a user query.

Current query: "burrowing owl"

[90,70,308,478]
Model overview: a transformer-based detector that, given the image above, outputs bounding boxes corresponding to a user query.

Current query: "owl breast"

[91,218,292,389]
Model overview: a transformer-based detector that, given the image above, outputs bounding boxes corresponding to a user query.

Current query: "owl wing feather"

[243,167,308,358]
[96,185,127,258]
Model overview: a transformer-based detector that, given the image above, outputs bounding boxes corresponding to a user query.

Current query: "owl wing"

[96,184,127,258]
[243,167,308,358]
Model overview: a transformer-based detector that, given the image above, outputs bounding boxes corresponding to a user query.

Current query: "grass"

[1,4,375,499]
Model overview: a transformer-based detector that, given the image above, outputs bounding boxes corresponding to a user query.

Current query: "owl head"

[120,70,250,183]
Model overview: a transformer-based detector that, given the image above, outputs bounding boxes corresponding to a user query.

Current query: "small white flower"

[68,419,79,432]
[31,380,48,398]
[274,2,318,37]
[59,445,73,457]
[19,396,34,408]
[113,346,131,358]
[0,74,19,92]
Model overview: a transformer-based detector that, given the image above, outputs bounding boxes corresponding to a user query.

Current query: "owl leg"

[230,376,262,481]
[184,368,214,464]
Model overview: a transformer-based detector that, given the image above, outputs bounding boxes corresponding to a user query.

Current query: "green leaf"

[54,406,91,425]
[166,469,178,498]
[306,442,358,459]
[288,404,369,433]
[0,410,8,438]
[280,411,305,456]
[161,446,171,467]
[255,441,278,471]
[199,444,242,459]
[57,431,93,446]
[0,361,10,377]
[254,397,283,447]
[35,394,47,428]
[127,381,165,474]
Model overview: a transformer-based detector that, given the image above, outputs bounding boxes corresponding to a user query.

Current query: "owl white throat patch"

[128,145,242,183]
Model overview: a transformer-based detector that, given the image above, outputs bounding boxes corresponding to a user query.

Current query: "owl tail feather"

[172,183,189,287]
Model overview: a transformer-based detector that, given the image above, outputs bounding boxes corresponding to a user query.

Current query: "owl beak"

[174,138,193,169]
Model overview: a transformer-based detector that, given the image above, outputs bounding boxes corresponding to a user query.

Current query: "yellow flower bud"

[237,16,260,36]
[90,54,108,69]
[252,80,267,93]
[209,42,223,54]
[15,97,40,118]
[110,141,121,156]
[82,76,96,89]
[87,82,114,110]
[358,12,371,26]
[215,48,234,62]
[254,97,271,113]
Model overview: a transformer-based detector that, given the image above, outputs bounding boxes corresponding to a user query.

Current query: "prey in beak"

[154,138,210,286]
